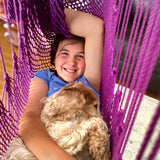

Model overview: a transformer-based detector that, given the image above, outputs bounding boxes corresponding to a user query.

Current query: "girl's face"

[54,38,85,82]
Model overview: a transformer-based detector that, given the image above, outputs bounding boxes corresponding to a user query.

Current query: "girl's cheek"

[81,61,86,72]
[55,56,66,64]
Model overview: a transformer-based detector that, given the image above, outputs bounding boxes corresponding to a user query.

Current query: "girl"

[19,8,104,160]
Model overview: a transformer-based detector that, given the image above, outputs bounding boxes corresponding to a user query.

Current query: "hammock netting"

[0,0,160,159]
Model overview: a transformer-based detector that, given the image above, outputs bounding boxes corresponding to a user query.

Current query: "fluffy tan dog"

[1,82,110,160]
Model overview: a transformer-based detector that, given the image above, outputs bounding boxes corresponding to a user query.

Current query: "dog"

[1,82,110,160]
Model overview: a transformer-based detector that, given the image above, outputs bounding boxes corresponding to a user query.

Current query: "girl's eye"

[61,52,68,56]
[77,54,84,58]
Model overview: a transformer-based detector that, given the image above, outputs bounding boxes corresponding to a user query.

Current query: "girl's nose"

[67,57,77,66]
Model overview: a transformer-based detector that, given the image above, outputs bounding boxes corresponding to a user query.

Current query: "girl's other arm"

[19,77,77,160]
[65,8,104,91]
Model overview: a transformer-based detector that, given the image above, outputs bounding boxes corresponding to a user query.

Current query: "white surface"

[123,94,160,160]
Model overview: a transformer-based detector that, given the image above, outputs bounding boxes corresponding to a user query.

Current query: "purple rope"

[113,0,125,64]
[3,1,15,53]
[118,0,143,110]
[136,103,160,160]
[120,0,160,154]
[148,132,160,160]
[114,0,133,70]
[6,0,20,22]
[0,47,7,102]
[119,0,152,111]
[0,47,6,75]
[119,0,145,92]
[118,0,152,132]
[1,0,160,159]
[101,0,117,124]
[122,0,157,122]
[0,100,18,156]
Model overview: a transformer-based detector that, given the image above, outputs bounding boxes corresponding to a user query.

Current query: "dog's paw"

[88,118,110,160]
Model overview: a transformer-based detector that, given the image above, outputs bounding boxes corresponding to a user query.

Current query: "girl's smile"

[54,39,85,82]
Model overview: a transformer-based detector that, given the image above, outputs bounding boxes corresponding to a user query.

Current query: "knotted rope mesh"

[0,0,160,159]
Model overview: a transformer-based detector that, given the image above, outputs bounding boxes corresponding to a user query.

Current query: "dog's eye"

[95,104,98,109]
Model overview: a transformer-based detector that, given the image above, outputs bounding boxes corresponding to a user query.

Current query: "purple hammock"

[0,0,160,159]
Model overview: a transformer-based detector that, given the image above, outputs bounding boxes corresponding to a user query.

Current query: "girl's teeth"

[66,69,75,73]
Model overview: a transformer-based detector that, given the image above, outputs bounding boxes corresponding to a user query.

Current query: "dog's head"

[41,82,101,122]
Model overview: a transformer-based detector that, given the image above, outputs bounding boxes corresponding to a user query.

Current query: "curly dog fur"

[2,82,110,160]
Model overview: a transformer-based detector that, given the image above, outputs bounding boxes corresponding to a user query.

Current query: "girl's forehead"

[59,39,84,47]
[58,38,84,50]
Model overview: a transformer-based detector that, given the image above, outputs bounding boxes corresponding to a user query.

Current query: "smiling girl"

[19,8,104,160]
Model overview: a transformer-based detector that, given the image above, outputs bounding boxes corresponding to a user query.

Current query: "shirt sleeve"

[77,75,99,97]
[32,69,50,85]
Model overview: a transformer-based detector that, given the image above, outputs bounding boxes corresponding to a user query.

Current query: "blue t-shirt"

[33,69,99,98]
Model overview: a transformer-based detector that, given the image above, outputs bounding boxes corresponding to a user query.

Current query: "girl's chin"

[64,77,77,83]
[58,76,76,83]
[56,71,82,82]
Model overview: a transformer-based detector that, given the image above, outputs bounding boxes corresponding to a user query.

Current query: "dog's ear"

[41,94,56,110]
[41,93,62,118]
[40,97,48,104]
[81,90,101,118]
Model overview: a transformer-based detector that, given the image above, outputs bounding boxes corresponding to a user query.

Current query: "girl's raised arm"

[65,8,104,91]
